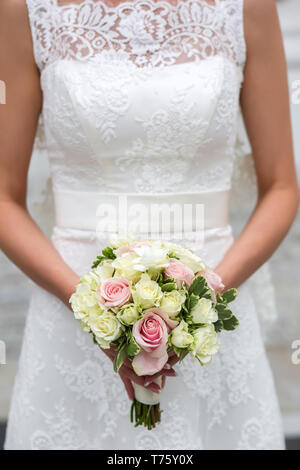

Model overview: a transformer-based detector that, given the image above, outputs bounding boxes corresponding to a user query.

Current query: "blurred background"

[0,0,299,450]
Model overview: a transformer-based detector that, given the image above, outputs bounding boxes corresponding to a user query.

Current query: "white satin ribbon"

[53,190,230,234]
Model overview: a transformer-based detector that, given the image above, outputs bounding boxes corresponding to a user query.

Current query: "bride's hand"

[101,346,176,400]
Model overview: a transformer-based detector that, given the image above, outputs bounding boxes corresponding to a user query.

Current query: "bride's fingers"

[119,374,134,400]
[168,349,177,358]
[120,365,146,386]
[144,368,176,386]
[168,352,183,367]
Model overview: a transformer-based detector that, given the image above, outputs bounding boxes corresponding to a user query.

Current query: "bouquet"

[70,238,239,430]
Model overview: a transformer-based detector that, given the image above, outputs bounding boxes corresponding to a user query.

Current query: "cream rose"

[90,311,122,349]
[190,298,218,324]
[117,303,141,326]
[70,280,98,325]
[170,320,194,349]
[94,260,115,282]
[111,252,142,283]
[190,325,220,365]
[132,273,163,309]
[160,290,186,319]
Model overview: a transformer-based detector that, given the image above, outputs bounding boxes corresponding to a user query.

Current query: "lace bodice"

[26,0,246,195]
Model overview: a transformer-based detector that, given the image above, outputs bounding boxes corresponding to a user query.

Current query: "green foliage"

[113,341,128,373]
[222,288,238,304]
[102,246,116,260]
[91,245,116,268]
[161,282,178,292]
[167,252,180,260]
[215,303,233,321]
[213,320,224,333]
[222,315,239,331]
[188,276,207,297]
[127,336,141,358]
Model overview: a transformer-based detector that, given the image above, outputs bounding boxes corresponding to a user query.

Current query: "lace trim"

[26,0,246,72]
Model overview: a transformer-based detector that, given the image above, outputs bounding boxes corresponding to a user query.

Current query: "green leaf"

[222,288,238,304]
[222,315,239,331]
[102,246,116,260]
[91,255,105,269]
[113,343,128,373]
[188,293,199,312]
[172,346,182,358]
[201,288,212,300]
[161,282,177,292]
[167,252,180,260]
[188,276,208,297]
[127,336,141,358]
[213,320,224,333]
[215,303,233,321]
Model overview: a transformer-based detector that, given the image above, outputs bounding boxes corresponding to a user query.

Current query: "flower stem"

[131,399,162,430]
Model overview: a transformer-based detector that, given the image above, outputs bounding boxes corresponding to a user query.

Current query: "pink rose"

[97,277,131,309]
[132,308,178,376]
[198,269,225,293]
[164,258,194,288]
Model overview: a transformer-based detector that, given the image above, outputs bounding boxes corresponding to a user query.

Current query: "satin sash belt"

[53,190,230,233]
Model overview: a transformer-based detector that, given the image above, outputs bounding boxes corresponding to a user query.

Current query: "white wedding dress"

[5,0,285,450]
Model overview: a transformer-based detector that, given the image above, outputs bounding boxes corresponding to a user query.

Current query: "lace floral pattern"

[27,0,246,71]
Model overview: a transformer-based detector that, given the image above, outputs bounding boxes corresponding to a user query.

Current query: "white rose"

[160,290,186,319]
[89,311,122,349]
[132,243,170,272]
[170,320,194,349]
[117,303,141,326]
[111,252,142,283]
[132,273,163,309]
[190,325,220,365]
[190,298,218,324]
[162,242,206,273]
[94,260,114,281]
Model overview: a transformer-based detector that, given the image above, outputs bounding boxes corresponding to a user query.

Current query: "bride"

[1,0,299,450]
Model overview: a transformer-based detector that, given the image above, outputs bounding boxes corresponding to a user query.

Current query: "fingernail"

[164,363,171,369]
[167,370,177,377]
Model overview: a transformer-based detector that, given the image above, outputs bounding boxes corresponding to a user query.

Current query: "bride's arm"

[0,1,80,307]
[0,2,172,397]
[216,0,299,289]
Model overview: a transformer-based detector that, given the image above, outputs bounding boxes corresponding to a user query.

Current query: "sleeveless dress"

[5,0,285,450]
